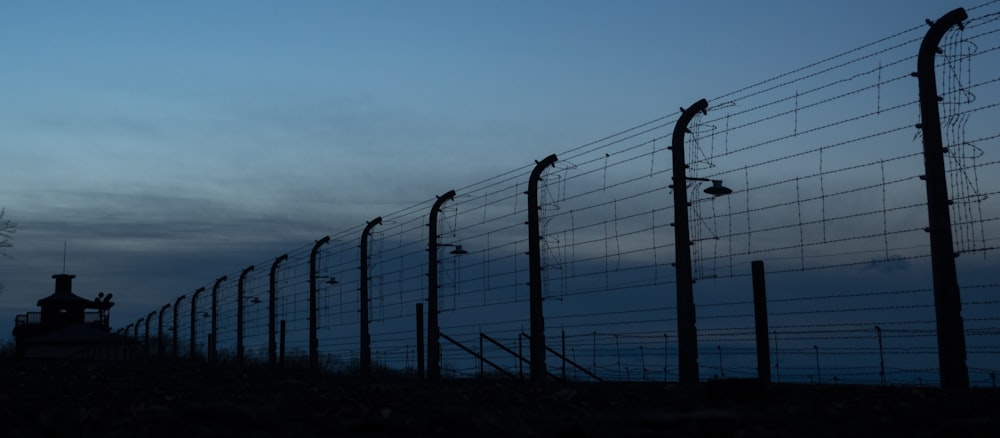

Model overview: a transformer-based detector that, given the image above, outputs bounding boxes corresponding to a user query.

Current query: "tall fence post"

[360,217,383,379]
[135,318,143,347]
[309,236,331,371]
[427,190,456,381]
[158,304,170,359]
[671,99,710,386]
[145,311,155,357]
[269,254,288,368]
[173,294,186,360]
[210,276,227,363]
[752,260,771,384]
[237,265,254,367]
[528,154,558,385]
[914,7,970,390]
[190,287,205,360]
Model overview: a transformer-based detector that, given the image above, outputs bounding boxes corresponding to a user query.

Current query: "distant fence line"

[118,5,1000,388]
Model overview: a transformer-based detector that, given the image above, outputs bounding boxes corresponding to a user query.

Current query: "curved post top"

[529,154,558,187]
[432,190,457,213]
[213,276,228,290]
[159,303,170,318]
[310,236,331,264]
[192,287,206,300]
[270,253,289,275]
[363,216,383,237]
[672,99,709,142]
[240,265,255,278]
[174,294,187,306]
[315,235,331,246]
[918,8,967,74]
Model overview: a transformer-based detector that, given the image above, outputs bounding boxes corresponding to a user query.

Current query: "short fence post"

[416,303,425,379]
[207,333,215,363]
[752,260,771,384]
[561,328,566,381]
[279,319,286,369]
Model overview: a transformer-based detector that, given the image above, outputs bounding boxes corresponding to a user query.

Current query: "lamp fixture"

[703,180,733,197]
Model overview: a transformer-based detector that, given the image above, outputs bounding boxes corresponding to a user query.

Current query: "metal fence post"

[210,276,227,363]
[427,191,456,380]
[360,217,382,378]
[237,265,254,366]
[309,236,331,371]
[528,154,558,385]
[914,7,970,390]
[190,287,205,360]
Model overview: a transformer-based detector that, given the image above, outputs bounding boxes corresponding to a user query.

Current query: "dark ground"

[1,359,998,437]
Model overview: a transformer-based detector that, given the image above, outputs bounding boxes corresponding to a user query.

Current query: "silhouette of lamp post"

[671,99,733,386]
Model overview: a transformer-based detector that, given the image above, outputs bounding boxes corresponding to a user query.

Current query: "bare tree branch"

[0,208,16,257]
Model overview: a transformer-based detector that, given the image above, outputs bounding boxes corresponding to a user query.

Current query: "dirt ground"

[1,359,998,437]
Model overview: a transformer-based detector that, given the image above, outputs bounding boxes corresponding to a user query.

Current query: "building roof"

[35,274,110,310]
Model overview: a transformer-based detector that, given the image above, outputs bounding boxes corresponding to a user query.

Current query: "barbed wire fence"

[122,3,1000,387]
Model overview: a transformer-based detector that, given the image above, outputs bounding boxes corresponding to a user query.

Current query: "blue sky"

[0,0,976,356]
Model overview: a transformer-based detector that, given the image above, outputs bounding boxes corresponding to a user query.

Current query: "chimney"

[52,274,76,294]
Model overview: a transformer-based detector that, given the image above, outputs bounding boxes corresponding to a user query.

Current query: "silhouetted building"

[11,273,115,358]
